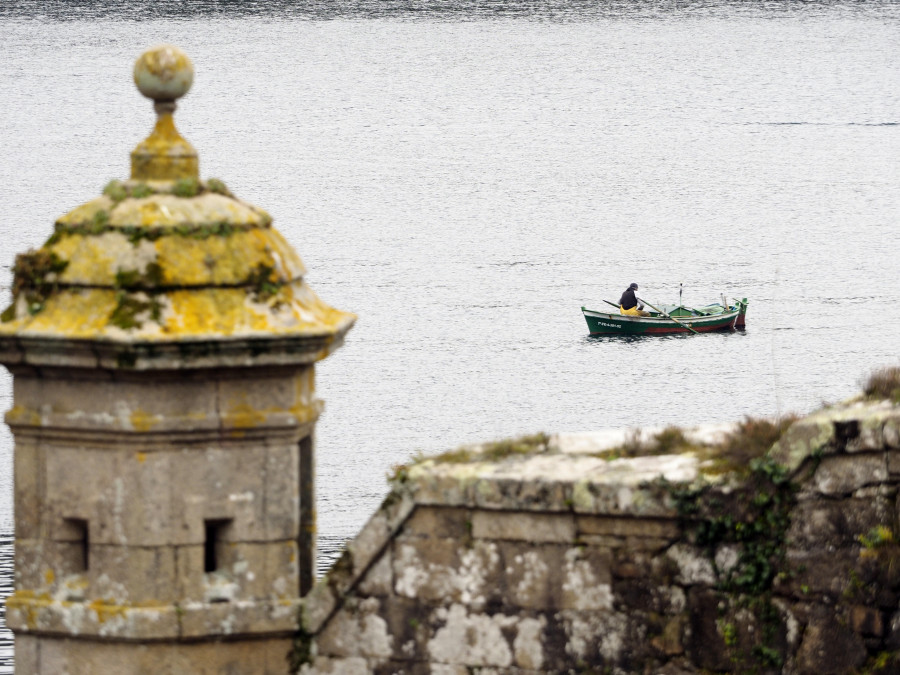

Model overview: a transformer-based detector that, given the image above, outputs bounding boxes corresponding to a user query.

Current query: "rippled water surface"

[1,0,899,668]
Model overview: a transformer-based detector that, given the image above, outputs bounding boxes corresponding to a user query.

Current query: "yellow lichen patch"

[0,283,355,342]
[136,451,147,463]
[52,232,157,286]
[44,569,55,585]
[110,193,265,228]
[130,410,159,433]
[154,227,304,286]
[131,112,198,181]
[289,400,323,425]
[55,197,115,227]
[224,402,267,429]
[0,288,117,337]
[88,598,130,624]
[5,405,42,427]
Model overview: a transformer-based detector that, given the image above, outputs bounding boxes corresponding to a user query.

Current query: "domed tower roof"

[0,45,355,370]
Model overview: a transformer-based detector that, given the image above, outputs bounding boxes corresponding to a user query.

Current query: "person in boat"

[619,283,650,316]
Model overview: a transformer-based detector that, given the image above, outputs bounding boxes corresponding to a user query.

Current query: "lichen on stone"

[114,263,164,290]
[1,248,69,321]
[108,291,163,330]
[431,432,551,465]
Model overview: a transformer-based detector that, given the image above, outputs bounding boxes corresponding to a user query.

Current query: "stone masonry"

[0,46,354,673]
[296,398,900,674]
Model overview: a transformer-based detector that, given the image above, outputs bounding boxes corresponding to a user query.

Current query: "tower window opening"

[204,519,232,573]
[65,518,89,571]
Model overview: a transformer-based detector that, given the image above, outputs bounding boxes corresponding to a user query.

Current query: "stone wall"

[295,399,900,674]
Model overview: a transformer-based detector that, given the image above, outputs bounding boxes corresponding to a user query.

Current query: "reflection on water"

[1,0,899,670]
[1,0,895,21]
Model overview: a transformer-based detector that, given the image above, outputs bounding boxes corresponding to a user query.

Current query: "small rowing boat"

[581,298,748,336]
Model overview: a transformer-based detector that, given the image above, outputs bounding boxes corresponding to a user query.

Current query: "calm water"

[1,1,899,668]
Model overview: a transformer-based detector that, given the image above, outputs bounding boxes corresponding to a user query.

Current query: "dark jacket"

[619,288,638,310]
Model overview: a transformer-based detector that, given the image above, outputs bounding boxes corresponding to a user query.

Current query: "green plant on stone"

[664,454,797,671]
[246,262,282,301]
[1,249,69,321]
[131,183,154,199]
[108,291,162,330]
[863,366,900,404]
[102,179,128,203]
[859,526,895,550]
[114,263,163,290]
[206,178,230,195]
[173,177,200,198]
[87,209,110,234]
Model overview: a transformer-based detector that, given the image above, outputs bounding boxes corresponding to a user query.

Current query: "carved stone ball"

[133,45,194,101]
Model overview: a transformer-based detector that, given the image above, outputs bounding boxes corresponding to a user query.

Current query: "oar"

[636,296,700,335]
[602,299,620,310]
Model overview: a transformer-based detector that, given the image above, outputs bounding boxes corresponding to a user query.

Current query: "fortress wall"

[296,401,900,674]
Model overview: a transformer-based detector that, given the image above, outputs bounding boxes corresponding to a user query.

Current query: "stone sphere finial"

[133,45,194,102]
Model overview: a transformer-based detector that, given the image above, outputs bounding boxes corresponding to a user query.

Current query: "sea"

[0,0,898,668]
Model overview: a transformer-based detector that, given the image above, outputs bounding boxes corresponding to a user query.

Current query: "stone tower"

[0,45,354,673]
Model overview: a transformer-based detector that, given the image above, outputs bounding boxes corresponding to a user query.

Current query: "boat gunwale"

[581,306,741,326]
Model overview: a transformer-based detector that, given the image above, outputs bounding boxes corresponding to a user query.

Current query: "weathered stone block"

[213,540,270,599]
[787,497,889,549]
[13,634,38,674]
[302,580,338,633]
[576,515,678,539]
[666,543,715,586]
[560,546,613,611]
[850,605,884,636]
[556,608,630,666]
[579,534,624,548]
[89,544,178,604]
[379,595,430,662]
[264,443,301,540]
[299,656,370,675]
[265,539,300,600]
[217,369,318,431]
[316,597,393,660]
[392,538,503,610]
[811,454,887,496]
[887,450,900,475]
[45,445,174,547]
[500,542,565,609]
[650,614,686,656]
[173,444,269,543]
[33,634,295,674]
[13,438,42,540]
[426,603,517,667]
[178,598,299,639]
[357,549,393,597]
[14,538,86,592]
[471,511,575,543]
[175,544,206,602]
[401,506,470,540]
[786,549,859,598]
[885,419,900,450]
[392,538,458,602]
[11,375,222,434]
[795,607,867,675]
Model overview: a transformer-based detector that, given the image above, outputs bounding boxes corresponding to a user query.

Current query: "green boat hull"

[582,299,748,336]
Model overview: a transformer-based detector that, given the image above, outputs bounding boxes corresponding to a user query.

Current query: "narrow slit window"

[204,519,231,573]
[65,518,89,571]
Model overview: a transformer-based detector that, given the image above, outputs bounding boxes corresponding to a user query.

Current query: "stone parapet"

[297,397,900,674]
